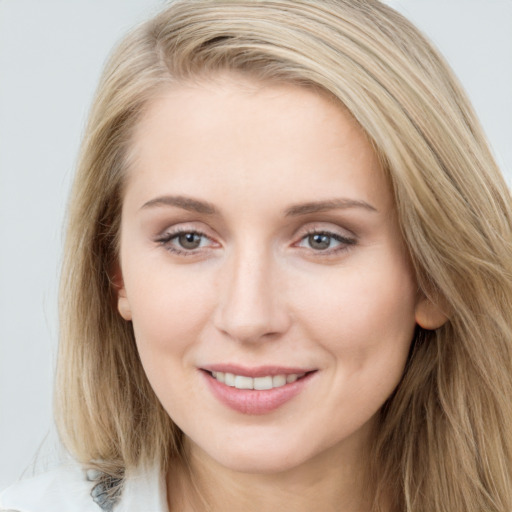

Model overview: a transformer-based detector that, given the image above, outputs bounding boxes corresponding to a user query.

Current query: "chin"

[215,450,309,475]
[191,432,325,475]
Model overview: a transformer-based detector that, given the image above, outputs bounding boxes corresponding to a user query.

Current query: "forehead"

[125,74,392,214]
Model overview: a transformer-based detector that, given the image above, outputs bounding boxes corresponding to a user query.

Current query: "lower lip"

[202,371,315,415]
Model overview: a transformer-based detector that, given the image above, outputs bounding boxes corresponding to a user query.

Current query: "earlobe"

[117,292,132,321]
[415,295,448,330]
[112,265,132,321]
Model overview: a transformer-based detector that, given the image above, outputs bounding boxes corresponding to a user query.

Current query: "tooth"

[224,373,235,387]
[272,375,286,388]
[234,375,253,389]
[254,376,273,390]
[216,371,304,388]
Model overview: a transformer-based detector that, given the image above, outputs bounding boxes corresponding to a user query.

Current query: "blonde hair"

[56,1,512,510]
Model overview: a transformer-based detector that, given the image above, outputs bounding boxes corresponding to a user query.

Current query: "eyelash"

[296,229,357,255]
[155,228,215,257]
[155,227,357,257]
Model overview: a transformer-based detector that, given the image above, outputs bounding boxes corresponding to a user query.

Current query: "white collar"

[118,463,167,512]
[0,461,167,512]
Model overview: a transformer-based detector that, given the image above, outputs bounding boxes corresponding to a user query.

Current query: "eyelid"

[153,221,357,257]
[292,224,358,256]
[154,223,221,256]
[294,221,357,241]
[155,220,217,240]
[297,230,356,247]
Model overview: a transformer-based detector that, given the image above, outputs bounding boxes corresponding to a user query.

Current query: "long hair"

[55,1,512,510]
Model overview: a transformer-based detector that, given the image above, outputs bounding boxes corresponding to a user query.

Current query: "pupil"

[179,233,201,249]
[309,233,330,250]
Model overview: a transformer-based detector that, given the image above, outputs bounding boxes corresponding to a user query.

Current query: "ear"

[415,294,448,330]
[112,265,132,321]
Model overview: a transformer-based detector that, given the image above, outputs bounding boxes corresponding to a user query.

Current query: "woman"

[2,0,511,511]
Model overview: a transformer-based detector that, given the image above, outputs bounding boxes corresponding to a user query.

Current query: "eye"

[305,233,335,250]
[176,232,205,250]
[296,230,356,253]
[155,229,216,255]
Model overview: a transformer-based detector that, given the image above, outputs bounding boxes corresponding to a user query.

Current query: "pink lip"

[200,366,316,415]
[202,364,315,378]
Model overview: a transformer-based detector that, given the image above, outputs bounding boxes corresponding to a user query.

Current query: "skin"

[116,74,444,511]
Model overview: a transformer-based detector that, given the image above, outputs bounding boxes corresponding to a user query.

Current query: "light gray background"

[1,0,511,489]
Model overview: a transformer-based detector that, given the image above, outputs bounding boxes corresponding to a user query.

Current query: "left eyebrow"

[284,198,378,216]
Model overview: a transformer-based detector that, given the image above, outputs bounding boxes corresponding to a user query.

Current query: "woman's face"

[117,75,425,474]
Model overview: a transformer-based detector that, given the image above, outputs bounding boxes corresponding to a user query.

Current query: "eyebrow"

[140,194,377,216]
[141,195,219,215]
[284,198,377,216]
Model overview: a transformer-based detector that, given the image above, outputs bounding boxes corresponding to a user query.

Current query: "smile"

[211,371,306,390]
[202,367,316,415]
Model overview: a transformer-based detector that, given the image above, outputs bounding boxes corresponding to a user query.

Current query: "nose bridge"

[214,239,289,342]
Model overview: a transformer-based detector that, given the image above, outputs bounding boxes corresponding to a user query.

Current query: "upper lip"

[201,364,316,378]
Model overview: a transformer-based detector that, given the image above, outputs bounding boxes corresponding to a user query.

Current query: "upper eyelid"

[155,223,214,239]
[295,222,357,240]
[156,229,216,245]
[153,222,357,243]
[300,227,353,237]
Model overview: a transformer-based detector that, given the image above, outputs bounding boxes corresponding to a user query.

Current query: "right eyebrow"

[140,195,219,215]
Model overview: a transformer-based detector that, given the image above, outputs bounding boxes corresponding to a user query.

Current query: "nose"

[213,245,291,343]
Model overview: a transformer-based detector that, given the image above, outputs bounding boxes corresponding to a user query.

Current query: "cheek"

[291,254,417,368]
[123,262,217,368]
[290,262,417,437]
[124,268,217,418]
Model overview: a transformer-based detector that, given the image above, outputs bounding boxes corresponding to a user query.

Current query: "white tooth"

[224,373,236,387]
[216,372,225,383]
[254,376,273,390]
[235,375,254,389]
[272,375,286,388]
[286,374,298,383]
[211,371,217,379]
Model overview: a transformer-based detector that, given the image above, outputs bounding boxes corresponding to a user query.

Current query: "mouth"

[200,366,317,415]
[207,370,308,390]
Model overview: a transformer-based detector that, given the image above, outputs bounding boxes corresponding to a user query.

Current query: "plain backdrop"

[1,0,511,489]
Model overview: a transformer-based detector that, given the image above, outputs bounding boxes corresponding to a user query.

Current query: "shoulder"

[0,460,167,512]
[0,462,99,512]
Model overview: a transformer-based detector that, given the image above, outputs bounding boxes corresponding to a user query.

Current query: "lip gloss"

[201,368,315,415]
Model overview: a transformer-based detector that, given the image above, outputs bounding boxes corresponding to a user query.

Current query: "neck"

[167,436,376,512]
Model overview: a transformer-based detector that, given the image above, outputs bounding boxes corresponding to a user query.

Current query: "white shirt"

[0,461,167,512]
